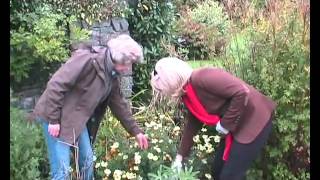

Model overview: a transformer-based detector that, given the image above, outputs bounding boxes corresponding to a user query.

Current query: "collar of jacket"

[91,46,116,74]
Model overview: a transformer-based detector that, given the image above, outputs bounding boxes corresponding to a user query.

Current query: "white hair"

[150,57,193,98]
[107,34,144,64]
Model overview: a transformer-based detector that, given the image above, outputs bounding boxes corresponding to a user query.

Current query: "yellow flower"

[123,155,128,160]
[153,146,161,153]
[151,139,159,144]
[202,159,207,164]
[154,123,162,130]
[193,135,200,143]
[205,173,212,179]
[205,144,214,153]
[145,122,152,128]
[147,153,154,160]
[201,128,207,132]
[95,162,101,168]
[173,126,180,131]
[111,142,119,149]
[202,135,209,141]
[134,152,141,164]
[113,170,123,180]
[101,161,108,168]
[133,166,139,171]
[198,144,206,151]
[150,121,157,127]
[159,114,165,119]
[152,155,159,161]
[163,154,172,161]
[214,135,221,143]
[125,172,137,179]
[104,168,111,176]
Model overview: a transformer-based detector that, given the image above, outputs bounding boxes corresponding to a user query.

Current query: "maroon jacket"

[178,67,276,157]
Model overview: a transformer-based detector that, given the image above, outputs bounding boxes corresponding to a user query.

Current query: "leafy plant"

[173,0,232,60]
[148,165,199,180]
[221,0,310,179]
[10,3,90,90]
[10,106,49,180]
[127,0,176,102]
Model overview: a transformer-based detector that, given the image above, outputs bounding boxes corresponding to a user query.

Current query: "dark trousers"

[212,119,273,180]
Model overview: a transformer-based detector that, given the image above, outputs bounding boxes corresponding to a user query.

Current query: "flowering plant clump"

[94,103,221,179]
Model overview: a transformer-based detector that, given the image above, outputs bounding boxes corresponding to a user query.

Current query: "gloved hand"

[216,121,229,134]
[171,154,183,173]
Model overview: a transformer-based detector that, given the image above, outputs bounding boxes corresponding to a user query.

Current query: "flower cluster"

[94,109,221,179]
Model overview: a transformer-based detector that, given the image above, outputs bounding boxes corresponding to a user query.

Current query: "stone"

[101,20,111,27]
[20,97,35,110]
[111,18,122,32]
[120,19,129,31]
[120,76,133,98]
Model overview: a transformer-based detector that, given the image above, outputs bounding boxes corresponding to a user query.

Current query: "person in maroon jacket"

[150,57,276,180]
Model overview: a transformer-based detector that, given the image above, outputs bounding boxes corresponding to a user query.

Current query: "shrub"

[10,106,49,180]
[173,0,232,60]
[221,0,309,179]
[127,0,176,102]
[10,3,90,91]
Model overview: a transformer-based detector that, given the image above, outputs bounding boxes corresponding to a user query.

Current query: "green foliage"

[174,0,206,10]
[46,0,129,25]
[221,0,310,179]
[69,16,91,44]
[10,5,69,84]
[10,3,90,88]
[190,0,230,35]
[32,7,69,62]
[174,0,231,60]
[187,59,225,69]
[10,0,128,26]
[10,106,49,180]
[10,31,37,83]
[127,0,176,102]
[148,165,199,180]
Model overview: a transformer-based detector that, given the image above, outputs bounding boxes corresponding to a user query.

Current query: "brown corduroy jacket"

[178,67,276,157]
[33,46,143,144]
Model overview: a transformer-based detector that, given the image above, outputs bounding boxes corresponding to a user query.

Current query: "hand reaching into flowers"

[135,133,149,150]
[171,154,183,173]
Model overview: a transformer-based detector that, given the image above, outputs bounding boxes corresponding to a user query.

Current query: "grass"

[187,59,225,69]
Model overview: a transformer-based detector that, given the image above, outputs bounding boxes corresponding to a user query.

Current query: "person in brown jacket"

[31,34,149,180]
[150,57,276,180]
